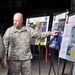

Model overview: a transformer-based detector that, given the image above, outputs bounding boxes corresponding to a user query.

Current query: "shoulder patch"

[3,34,7,39]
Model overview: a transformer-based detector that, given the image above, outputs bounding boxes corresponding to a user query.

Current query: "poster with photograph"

[26,16,50,45]
[49,12,69,50]
[59,14,75,62]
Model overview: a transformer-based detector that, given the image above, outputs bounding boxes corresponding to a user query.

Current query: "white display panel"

[26,16,50,45]
[59,14,75,62]
[49,12,69,50]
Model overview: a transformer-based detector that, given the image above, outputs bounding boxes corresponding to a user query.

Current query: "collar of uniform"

[13,25,27,33]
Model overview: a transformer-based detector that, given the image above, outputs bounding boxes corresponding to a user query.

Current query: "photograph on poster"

[49,12,69,50]
[59,15,75,62]
[26,16,50,45]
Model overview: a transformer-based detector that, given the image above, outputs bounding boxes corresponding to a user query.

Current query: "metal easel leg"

[38,45,41,75]
[48,49,56,75]
[61,60,67,75]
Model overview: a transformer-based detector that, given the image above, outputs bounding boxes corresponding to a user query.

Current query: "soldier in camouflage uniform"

[0,33,5,63]
[2,12,58,75]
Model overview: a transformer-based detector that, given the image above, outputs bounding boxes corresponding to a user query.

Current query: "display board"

[59,14,75,62]
[49,12,69,50]
[26,16,50,45]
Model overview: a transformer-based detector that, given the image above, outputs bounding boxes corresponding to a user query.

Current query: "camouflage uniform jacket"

[3,25,50,60]
[0,34,5,60]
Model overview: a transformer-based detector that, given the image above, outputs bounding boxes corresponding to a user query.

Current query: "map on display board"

[26,16,50,45]
[59,14,75,62]
[49,12,69,50]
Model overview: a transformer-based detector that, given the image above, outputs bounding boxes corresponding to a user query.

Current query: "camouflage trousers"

[7,60,31,75]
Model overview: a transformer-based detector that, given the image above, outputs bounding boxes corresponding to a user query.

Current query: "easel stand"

[61,60,66,75]
[61,60,73,75]
[47,42,56,75]
[38,44,41,75]
[57,55,74,75]
[48,48,56,75]
[57,54,60,75]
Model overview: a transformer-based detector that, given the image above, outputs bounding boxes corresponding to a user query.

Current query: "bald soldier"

[3,12,58,75]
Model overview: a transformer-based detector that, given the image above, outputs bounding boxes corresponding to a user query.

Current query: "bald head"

[13,12,23,28]
[13,13,23,22]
